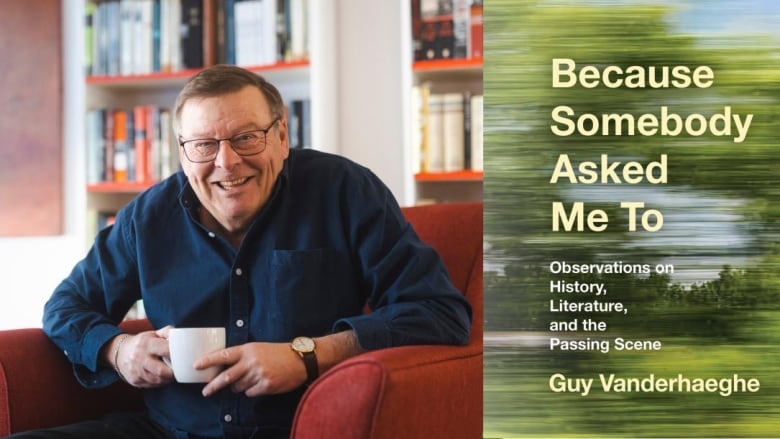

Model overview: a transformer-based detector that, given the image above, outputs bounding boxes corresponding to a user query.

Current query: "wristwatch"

[291,336,318,385]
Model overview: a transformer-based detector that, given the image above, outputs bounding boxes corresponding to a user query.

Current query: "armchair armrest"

[291,342,483,439]
[0,323,147,436]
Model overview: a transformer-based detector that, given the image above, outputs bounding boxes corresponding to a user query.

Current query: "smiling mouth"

[216,176,252,190]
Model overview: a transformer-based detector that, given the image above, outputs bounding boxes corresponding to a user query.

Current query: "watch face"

[292,336,315,352]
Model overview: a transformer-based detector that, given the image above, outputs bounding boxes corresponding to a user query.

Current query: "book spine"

[442,92,465,171]
[215,0,227,63]
[203,0,217,66]
[104,108,115,181]
[148,106,161,181]
[113,110,129,183]
[261,0,278,65]
[134,105,149,182]
[410,86,423,175]
[469,1,482,59]
[420,0,438,60]
[152,0,161,71]
[452,0,470,59]
[86,109,105,183]
[289,0,307,60]
[470,94,483,171]
[224,0,236,64]
[463,92,472,170]
[419,84,431,172]
[85,1,97,75]
[436,17,455,59]
[426,94,444,172]
[181,0,204,68]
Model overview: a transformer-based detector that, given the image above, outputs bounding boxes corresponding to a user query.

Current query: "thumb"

[156,325,174,339]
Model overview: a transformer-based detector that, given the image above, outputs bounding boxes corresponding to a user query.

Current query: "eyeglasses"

[179,118,279,163]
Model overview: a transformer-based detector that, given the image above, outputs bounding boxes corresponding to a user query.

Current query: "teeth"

[220,177,250,188]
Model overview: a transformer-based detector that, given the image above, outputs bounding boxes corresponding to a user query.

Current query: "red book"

[134,105,149,182]
[470,3,483,59]
[113,110,129,183]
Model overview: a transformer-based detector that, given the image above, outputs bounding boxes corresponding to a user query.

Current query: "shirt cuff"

[333,315,392,351]
[69,323,124,387]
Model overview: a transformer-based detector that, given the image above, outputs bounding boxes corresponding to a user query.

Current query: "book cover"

[483,1,780,438]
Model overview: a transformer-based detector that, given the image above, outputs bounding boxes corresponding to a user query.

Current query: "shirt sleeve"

[42,210,141,388]
[332,169,472,350]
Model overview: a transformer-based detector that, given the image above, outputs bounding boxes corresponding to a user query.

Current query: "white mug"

[166,327,226,383]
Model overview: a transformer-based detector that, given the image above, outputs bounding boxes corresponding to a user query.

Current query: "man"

[14,65,471,438]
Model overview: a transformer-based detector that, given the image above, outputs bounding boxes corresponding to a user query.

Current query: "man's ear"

[277,117,290,150]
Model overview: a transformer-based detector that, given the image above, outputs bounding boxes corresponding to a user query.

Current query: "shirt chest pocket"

[269,248,362,333]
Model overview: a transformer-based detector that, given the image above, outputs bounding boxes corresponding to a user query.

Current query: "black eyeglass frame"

[178,117,280,163]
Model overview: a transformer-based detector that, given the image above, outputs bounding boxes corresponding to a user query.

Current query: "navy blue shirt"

[43,149,472,438]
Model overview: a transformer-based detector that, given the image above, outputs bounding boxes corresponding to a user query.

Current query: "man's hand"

[197,342,306,397]
[105,327,174,388]
[196,330,363,398]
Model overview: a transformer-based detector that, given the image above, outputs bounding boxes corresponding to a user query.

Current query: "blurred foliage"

[483,0,780,437]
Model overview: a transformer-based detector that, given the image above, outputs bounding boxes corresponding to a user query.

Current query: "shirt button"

[224,414,233,423]
[236,319,245,328]
[63,350,68,356]
[235,268,243,276]
[208,232,216,238]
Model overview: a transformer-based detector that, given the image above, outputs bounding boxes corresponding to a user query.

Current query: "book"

[203,0,217,66]
[469,94,482,171]
[112,110,129,183]
[452,0,470,59]
[441,92,465,171]
[234,0,261,66]
[180,0,204,69]
[134,105,149,182]
[86,109,105,184]
[424,93,445,172]
[103,108,115,181]
[419,0,439,60]
[289,0,308,60]
[410,85,424,174]
[85,1,97,75]
[469,0,482,59]
[463,91,472,170]
[290,99,311,149]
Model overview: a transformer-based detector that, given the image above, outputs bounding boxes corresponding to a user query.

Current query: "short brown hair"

[173,64,285,132]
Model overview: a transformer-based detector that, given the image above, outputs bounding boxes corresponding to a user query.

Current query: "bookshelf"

[409,0,483,204]
[78,0,338,235]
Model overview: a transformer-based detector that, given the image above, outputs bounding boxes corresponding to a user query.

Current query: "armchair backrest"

[400,202,483,339]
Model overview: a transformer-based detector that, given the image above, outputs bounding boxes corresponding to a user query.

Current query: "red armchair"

[0,202,483,438]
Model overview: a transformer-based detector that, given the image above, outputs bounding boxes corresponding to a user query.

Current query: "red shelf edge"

[87,182,156,193]
[412,58,483,72]
[86,60,310,84]
[415,171,483,182]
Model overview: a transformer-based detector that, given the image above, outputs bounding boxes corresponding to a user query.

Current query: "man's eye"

[234,134,257,143]
[194,141,217,149]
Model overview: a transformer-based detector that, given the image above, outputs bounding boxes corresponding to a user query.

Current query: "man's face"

[178,85,289,234]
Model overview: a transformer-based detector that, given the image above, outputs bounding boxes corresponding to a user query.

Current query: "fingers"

[199,342,303,398]
[155,325,173,339]
[195,346,236,369]
[118,330,175,388]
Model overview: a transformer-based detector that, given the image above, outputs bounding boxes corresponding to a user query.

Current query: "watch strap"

[301,351,318,385]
